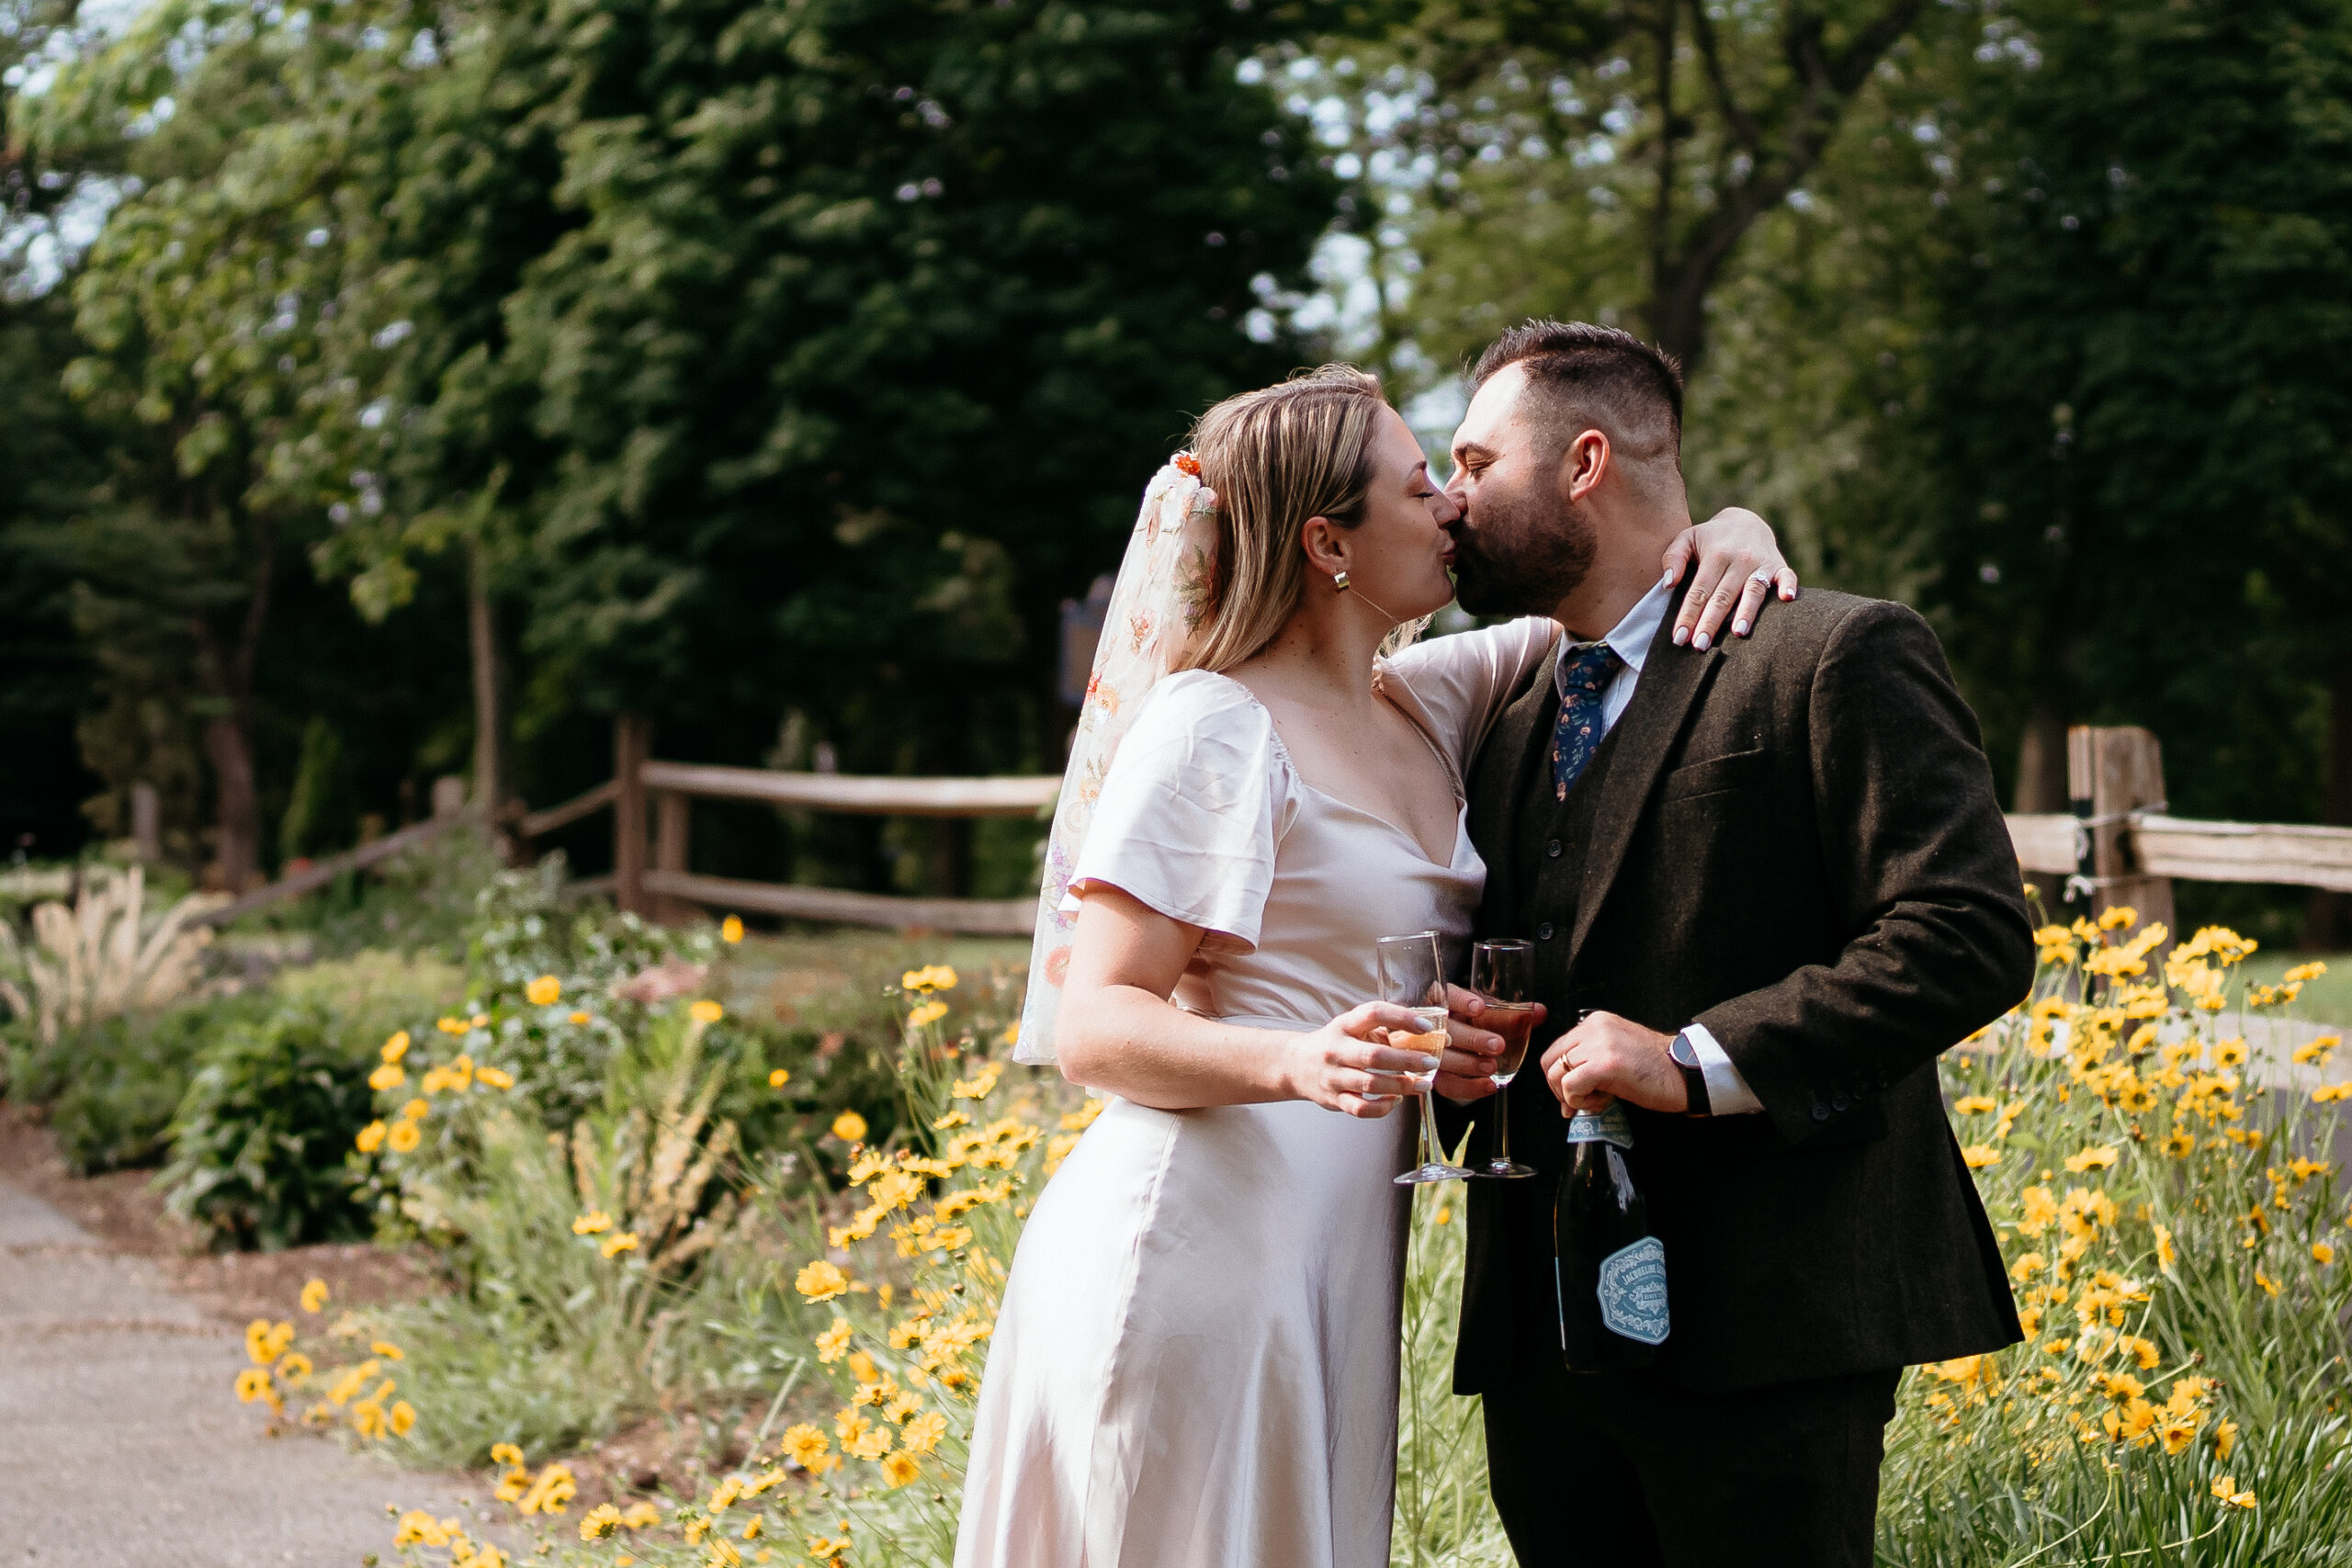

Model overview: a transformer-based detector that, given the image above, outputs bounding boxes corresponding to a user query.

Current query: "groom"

[1432,321,2032,1567]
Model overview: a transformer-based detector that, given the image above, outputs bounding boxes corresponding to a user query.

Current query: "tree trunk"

[468,536,511,820]
[203,714,261,893]
[2305,653,2352,948]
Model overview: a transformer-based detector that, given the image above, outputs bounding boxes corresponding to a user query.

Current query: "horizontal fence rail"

[180,720,2352,942]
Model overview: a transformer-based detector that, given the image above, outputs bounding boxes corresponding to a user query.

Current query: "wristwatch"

[1668,1029,1711,1117]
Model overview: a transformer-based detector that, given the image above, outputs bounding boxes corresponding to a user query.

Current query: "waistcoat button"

[1812,1102,1831,1122]
[1547,839,1563,858]
[1537,922,1555,942]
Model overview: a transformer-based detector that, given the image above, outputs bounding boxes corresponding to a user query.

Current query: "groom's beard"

[1450,486,1597,619]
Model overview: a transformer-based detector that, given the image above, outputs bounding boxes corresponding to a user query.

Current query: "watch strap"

[1672,1029,1712,1117]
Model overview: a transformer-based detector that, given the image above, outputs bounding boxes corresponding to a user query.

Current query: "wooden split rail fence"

[198,719,2352,940]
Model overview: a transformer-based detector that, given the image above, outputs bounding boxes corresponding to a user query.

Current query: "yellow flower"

[381,1031,411,1063]
[368,1063,406,1092]
[847,1350,880,1385]
[622,1502,662,1529]
[2214,1417,2238,1458]
[796,1260,850,1302]
[901,1410,947,1453]
[2064,1145,2119,1173]
[371,1340,405,1361]
[569,1010,591,1024]
[2162,1127,2196,1157]
[572,1211,614,1235]
[394,1509,448,1547]
[400,1098,430,1122]
[436,1015,467,1034]
[880,1450,920,1488]
[2154,1225,2177,1272]
[471,1011,489,1028]
[780,1423,831,1466]
[276,1350,311,1383]
[1962,1145,2001,1169]
[581,1504,625,1540]
[517,1461,578,1516]
[721,915,745,943]
[300,1277,329,1314]
[476,1066,514,1089]
[769,1067,791,1089]
[387,1122,422,1154]
[2007,1251,2045,1283]
[807,1538,851,1562]
[2293,1034,2339,1066]
[1951,1095,1996,1115]
[831,1111,868,1143]
[1434,1204,1453,1225]
[691,998,725,1023]
[2316,1242,2337,1265]
[389,1401,415,1436]
[883,1390,922,1423]
[2214,1037,2249,1068]
[351,1400,387,1438]
[491,1442,526,1467]
[900,965,957,993]
[602,1232,639,1258]
[527,975,562,1006]
[2315,1083,2352,1103]
[2018,1187,2059,1237]
[815,1318,853,1362]
[2256,1270,2280,1297]
[235,1367,271,1403]
[907,999,949,1029]
[356,1120,388,1154]
[2287,960,2329,982]
[2211,1475,2256,1509]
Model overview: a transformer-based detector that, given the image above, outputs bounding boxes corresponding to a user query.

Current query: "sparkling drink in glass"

[1470,939,1538,1179]
[1375,931,1473,1186]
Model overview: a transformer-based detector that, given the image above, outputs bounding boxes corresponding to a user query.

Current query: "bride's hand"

[1284,1002,1446,1119]
[1659,505,1799,652]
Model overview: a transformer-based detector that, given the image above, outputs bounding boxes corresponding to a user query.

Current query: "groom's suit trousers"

[1480,1350,1899,1568]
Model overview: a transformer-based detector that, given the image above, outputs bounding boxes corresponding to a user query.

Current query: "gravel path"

[0,1177,478,1567]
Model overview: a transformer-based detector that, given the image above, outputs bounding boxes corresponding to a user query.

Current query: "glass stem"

[1419,1087,1445,1169]
[1495,1082,1511,1167]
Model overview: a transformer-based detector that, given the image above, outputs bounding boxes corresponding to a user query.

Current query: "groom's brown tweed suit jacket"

[1444,582,2033,1394]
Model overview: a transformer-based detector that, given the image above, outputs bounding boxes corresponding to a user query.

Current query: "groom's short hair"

[1470,321,1684,476]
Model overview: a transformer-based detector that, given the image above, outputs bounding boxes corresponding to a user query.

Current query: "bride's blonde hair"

[1179,364,1386,673]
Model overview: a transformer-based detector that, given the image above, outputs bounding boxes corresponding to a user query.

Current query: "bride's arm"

[1662,505,1802,651]
[1055,886,1437,1116]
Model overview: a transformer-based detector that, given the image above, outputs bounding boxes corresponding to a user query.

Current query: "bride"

[956,366,1792,1567]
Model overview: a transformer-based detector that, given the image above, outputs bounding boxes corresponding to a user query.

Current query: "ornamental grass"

[224,913,2351,1568]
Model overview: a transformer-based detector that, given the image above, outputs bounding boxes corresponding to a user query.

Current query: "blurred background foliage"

[3,0,2350,942]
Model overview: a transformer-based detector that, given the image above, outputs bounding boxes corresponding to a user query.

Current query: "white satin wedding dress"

[956,619,1556,1568]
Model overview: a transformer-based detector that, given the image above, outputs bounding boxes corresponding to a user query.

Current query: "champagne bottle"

[1554,1102,1668,1370]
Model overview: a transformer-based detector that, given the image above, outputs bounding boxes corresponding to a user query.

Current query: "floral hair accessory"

[1171,452,1201,477]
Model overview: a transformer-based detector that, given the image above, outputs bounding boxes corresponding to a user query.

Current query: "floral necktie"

[1553,642,1623,800]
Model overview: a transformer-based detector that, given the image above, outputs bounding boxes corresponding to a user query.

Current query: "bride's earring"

[1333,570,1352,592]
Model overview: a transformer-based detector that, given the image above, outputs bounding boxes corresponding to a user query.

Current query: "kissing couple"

[955,322,2035,1567]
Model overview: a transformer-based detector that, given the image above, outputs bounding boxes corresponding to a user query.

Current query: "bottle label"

[1597,1235,1669,1346]
[1564,1104,1634,1149]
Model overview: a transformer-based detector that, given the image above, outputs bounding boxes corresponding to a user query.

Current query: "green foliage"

[1917,0,2352,828]
[162,997,392,1249]
[40,996,266,1173]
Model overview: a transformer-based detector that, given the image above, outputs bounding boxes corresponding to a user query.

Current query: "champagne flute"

[1375,931,1473,1185]
[1469,940,1539,1179]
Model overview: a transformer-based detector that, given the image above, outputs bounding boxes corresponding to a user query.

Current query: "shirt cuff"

[1682,1023,1763,1116]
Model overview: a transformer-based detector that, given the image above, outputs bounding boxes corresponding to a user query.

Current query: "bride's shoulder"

[1381,616,1559,693]
[1117,669,1283,761]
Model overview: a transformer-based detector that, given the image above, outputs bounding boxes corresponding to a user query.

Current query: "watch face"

[1669,1032,1700,1069]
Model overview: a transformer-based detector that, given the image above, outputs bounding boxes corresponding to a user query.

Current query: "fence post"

[2065,724,2176,940]
[615,715,650,917]
[130,783,160,863]
[652,789,693,923]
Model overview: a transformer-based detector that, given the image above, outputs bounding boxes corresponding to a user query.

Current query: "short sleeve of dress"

[1377,617,1560,774]
[1066,670,1292,955]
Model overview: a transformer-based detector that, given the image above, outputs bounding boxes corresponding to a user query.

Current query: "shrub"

[163,998,384,1249]
[46,997,267,1173]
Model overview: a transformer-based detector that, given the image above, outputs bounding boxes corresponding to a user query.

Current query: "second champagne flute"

[1469,939,1538,1179]
[1374,931,1473,1186]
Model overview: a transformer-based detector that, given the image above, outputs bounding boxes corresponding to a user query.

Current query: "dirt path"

[0,1118,484,1567]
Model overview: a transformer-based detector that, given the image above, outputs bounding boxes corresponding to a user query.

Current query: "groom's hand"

[1544,1012,1684,1115]
[1433,985,1519,1102]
